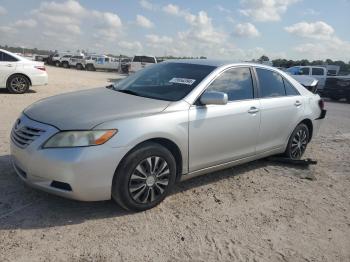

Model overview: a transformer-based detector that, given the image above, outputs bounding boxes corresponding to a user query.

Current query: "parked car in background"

[50,52,71,66]
[10,60,326,211]
[84,55,120,71]
[59,55,73,68]
[121,58,131,73]
[322,76,350,101]
[69,55,85,70]
[129,55,157,73]
[0,49,48,94]
[290,75,319,93]
[287,66,327,92]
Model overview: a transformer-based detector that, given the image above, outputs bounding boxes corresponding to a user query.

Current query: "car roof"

[163,59,276,70]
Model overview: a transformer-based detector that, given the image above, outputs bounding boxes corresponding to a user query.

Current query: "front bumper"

[10,114,131,201]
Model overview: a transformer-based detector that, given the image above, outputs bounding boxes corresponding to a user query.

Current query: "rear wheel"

[62,62,69,68]
[55,61,60,67]
[112,142,176,211]
[285,123,310,160]
[7,75,30,94]
[76,63,83,70]
[86,64,95,71]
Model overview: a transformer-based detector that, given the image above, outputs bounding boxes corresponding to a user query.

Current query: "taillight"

[318,99,325,110]
[35,66,46,71]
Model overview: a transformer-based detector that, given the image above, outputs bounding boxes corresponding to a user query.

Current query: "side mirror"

[200,91,228,105]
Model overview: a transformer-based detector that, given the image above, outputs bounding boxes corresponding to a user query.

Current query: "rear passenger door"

[0,51,17,87]
[255,68,304,153]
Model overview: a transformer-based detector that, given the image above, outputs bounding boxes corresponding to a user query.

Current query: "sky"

[0,0,350,61]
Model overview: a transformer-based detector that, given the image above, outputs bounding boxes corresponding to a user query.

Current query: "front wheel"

[285,123,310,160]
[112,142,177,211]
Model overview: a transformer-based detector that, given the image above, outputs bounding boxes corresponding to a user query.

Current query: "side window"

[105,58,110,62]
[256,68,286,98]
[312,68,324,76]
[300,67,310,75]
[283,79,300,96]
[207,67,254,101]
[133,56,142,62]
[0,52,18,62]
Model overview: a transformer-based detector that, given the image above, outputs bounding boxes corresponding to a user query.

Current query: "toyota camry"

[10,60,326,211]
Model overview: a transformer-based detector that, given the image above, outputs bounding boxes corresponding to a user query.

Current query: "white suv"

[84,55,120,71]
[129,55,157,73]
[0,49,48,94]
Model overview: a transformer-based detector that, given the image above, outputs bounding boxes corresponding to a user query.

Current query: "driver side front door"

[188,67,260,172]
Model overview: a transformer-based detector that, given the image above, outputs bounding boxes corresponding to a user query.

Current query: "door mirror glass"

[200,91,228,105]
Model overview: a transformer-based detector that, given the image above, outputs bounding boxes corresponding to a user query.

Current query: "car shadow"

[0,88,37,94]
[0,154,308,230]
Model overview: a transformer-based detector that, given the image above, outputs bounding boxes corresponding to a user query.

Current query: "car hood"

[24,87,170,130]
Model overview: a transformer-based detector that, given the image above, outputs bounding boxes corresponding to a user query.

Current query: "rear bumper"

[31,73,48,86]
[316,109,327,120]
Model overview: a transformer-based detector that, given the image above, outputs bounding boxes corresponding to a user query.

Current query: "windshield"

[112,62,216,101]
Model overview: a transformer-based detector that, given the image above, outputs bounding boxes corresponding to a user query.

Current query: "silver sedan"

[10,60,326,211]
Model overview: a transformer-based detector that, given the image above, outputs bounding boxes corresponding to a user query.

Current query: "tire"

[112,142,177,211]
[285,123,310,160]
[86,64,95,71]
[7,74,30,94]
[76,63,83,70]
[62,62,69,68]
[55,61,60,67]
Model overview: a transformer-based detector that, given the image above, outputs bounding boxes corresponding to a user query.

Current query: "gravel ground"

[0,66,349,262]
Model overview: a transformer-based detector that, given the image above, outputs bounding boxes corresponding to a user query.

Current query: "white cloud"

[135,14,154,28]
[162,4,180,15]
[146,34,173,45]
[0,6,7,16]
[240,0,300,22]
[216,5,232,13]
[92,11,122,29]
[13,19,37,28]
[285,21,350,60]
[303,8,320,16]
[285,21,334,39]
[139,0,154,10]
[118,41,143,52]
[234,23,260,38]
[0,26,13,33]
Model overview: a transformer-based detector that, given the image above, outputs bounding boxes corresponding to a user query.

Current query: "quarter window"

[207,67,254,101]
[283,79,299,96]
[256,68,286,98]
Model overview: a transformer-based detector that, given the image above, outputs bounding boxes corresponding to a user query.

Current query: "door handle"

[248,107,259,114]
[294,100,302,106]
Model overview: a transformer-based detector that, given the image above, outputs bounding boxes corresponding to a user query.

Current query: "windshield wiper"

[116,89,141,97]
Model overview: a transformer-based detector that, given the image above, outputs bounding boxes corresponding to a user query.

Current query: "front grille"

[11,125,45,148]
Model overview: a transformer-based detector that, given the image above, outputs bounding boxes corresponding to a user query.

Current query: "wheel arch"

[116,137,184,182]
[299,118,313,142]
[6,73,32,87]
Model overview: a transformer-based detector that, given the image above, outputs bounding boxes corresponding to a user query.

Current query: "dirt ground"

[0,66,349,262]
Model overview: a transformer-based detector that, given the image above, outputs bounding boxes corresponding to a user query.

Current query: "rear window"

[0,51,18,62]
[312,68,324,76]
[142,56,156,63]
[133,56,142,62]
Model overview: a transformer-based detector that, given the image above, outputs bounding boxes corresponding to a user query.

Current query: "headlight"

[43,130,117,148]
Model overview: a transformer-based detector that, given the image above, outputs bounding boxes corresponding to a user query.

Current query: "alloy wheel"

[290,129,308,159]
[10,77,27,93]
[129,156,170,204]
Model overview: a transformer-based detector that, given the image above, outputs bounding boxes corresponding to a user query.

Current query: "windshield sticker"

[169,78,196,85]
